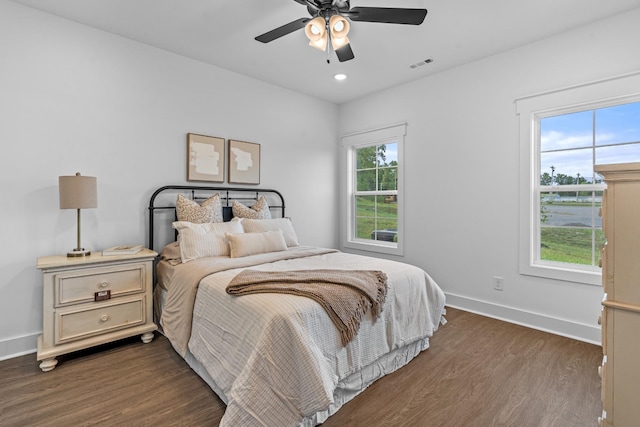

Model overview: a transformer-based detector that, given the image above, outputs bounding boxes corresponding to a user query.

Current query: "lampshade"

[58,172,97,257]
[305,16,327,51]
[329,15,350,50]
[59,173,97,209]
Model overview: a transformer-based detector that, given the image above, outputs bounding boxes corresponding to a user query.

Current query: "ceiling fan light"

[331,34,349,50]
[305,16,327,51]
[309,36,328,51]
[305,17,326,40]
[329,15,350,39]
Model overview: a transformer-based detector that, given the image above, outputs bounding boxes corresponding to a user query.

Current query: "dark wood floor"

[0,308,602,427]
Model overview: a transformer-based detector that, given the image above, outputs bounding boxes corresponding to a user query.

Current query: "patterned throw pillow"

[232,195,272,219]
[176,193,223,223]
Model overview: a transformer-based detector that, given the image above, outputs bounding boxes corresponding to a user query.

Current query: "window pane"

[378,166,397,191]
[540,110,593,152]
[356,146,377,169]
[371,197,397,243]
[540,148,595,185]
[377,195,397,219]
[539,191,603,266]
[595,142,640,165]
[382,143,398,164]
[596,101,640,146]
[540,192,602,227]
[540,227,604,265]
[356,169,376,191]
[354,195,398,242]
[355,195,375,239]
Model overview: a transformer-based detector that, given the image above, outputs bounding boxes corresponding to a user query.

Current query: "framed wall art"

[228,140,260,185]
[187,133,225,182]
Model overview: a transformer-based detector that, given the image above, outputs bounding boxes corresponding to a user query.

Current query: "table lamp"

[59,172,97,257]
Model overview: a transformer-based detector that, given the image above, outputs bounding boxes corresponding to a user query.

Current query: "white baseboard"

[0,333,37,361]
[0,296,600,361]
[445,293,601,345]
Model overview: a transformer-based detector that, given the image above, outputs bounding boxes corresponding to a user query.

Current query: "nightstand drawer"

[54,264,146,307]
[55,297,145,344]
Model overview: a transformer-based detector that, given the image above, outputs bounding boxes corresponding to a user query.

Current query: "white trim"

[517,72,640,286]
[514,69,640,104]
[342,123,406,256]
[340,122,408,141]
[445,293,601,345]
[0,332,38,361]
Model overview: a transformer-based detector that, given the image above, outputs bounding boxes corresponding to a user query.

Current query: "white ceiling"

[10,0,640,104]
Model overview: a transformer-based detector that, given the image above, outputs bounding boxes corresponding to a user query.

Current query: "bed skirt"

[184,335,430,426]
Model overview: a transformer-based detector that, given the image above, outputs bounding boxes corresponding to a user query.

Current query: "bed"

[148,185,446,427]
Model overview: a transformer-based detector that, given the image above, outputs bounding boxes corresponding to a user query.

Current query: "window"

[342,123,405,255]
[517,72,640,285]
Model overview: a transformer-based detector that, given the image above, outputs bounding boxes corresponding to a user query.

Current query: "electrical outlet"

[493,276,504,291]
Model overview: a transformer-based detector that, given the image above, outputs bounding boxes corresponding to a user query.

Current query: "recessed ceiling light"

[334,73,347,81]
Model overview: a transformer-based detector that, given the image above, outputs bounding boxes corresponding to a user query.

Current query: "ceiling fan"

[255,0,428,63]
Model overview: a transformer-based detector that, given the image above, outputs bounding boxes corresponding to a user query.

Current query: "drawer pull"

[598,258,602,268]
[598,365,602,378]
[598,315,602,325]
[99,281,109,288]
[100,314,110,322]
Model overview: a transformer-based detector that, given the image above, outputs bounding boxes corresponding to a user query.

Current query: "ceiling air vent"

[409,58,434,70]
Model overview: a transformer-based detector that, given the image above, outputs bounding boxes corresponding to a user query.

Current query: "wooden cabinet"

[595,162,640,427]
[36,249,158,372]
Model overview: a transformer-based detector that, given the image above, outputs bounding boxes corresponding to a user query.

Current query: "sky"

[540,101,640,182]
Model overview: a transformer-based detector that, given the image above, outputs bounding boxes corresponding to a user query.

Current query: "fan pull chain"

[326,29,332,64]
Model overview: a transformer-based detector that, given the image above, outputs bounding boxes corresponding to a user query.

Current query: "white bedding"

[156,248,446,426]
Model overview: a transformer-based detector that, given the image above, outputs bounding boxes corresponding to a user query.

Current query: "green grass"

[356,217,396,239]
[355,196,397,240]
[540,227,605,265]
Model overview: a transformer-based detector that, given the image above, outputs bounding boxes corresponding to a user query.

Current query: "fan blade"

[347,7,427,25]
[335,43,355,62]
[255,18,310,43]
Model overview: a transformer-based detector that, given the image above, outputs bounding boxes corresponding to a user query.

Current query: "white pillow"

[238,218,300,247]
[226,230,288,258]
[172,220,243,263]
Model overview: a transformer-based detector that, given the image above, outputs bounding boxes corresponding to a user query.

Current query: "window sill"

[344,239,404,256]
[519,261,602,286]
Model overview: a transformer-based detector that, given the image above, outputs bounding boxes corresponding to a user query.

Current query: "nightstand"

[36,248,158,372]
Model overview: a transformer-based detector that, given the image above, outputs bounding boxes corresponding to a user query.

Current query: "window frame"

[517,72,640,285]
[342,123,405,256]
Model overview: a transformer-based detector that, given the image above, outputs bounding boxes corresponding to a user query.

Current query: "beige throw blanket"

[226,269,388,345]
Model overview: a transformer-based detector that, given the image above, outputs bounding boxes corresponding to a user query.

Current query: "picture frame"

[187,133,225,182]
[228,140,260,185]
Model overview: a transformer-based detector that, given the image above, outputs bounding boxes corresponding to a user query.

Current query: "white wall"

[338,8,640,344]
[3,1,638,362]
[0,0,339,359]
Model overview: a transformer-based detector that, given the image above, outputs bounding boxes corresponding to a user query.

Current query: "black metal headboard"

[148,185,285,252]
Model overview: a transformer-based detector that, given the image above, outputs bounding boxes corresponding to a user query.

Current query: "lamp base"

[67,248,91,258]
